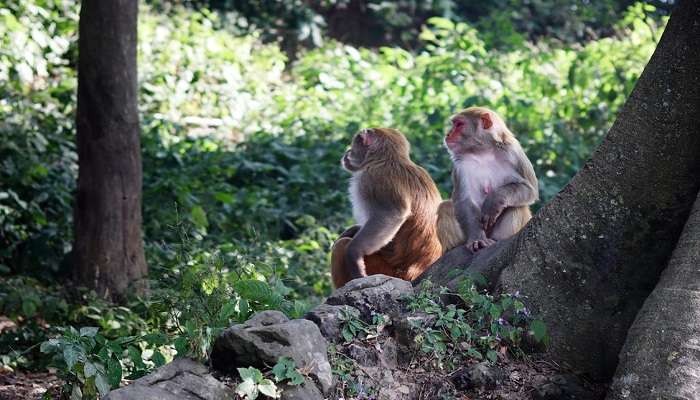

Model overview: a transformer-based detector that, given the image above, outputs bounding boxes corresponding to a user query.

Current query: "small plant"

[338,307,389,343]
[236,367,280,399]
[40,327,168,400]
[407,278,548,370]
[271,356,305,385]
[236,357,305,399]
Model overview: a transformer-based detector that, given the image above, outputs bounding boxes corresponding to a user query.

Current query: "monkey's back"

[368,161,443,281]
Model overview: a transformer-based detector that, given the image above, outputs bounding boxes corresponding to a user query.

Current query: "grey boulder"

[103,358,231,400]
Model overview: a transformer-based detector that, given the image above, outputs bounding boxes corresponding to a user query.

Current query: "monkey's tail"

[436,200,465,253]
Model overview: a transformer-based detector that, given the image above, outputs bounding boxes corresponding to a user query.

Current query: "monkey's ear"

[480,113,493,130]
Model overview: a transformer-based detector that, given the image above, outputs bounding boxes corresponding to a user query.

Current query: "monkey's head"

[445,106,514,155]
[342,128,411,172]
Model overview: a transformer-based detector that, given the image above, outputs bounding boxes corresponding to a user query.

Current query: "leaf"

[70,384,82,400]
[127,346,144,369]
[258,379,280,398]
[95,373,111,396]
[235,378,258,400]
[84,361,97,377]
[530,320,547,342]
[152,350,166,367]
[190,205,209,228]
[143,333,168,346]
[174,337,189,356]
[40,339,58,354]
[63,345,80,370]
[486,350,498,363]
[80,327,99,337]
[106,358,122,388]
[238,367,263,383]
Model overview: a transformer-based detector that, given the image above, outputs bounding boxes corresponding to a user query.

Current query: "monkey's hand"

[466,232,496,253]
[481,194,506,231]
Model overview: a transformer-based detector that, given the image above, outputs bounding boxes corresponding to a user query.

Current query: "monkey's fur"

[331,128,443,288]
[438,107,538,252]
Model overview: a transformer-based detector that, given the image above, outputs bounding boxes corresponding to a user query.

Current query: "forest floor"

[0,370,62,400]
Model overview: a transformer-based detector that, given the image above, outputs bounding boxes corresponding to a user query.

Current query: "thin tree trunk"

[607,190,700,399]
[74,0,147,302]
[419,0,700,379]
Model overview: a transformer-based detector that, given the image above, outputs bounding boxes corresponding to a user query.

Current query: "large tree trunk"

[419,0,700,380]
[607,191,700,399]
[74,0,147,302]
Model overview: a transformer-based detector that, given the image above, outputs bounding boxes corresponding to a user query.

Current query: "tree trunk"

[607,189,700,399]
[419,0,700,380]
[74,0,147,302]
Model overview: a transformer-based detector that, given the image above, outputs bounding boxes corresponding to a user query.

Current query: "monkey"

[437,106,538,253]
[330,128,443,288]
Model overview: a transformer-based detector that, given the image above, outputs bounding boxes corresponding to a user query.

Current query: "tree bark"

[74,0,147,302]
[418,0,700,380]
[607,189,700,399]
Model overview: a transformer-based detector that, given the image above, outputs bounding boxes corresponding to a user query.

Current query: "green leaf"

[486,350,498,363]
[143,333,168,346]
[238,367,263,383]
[63,345,80,370]
[70,384,82,400]
[95,372,111,396]
[190,205,209,228]
[106,358,122,388]
[152,350,166,367]
[127,346,144,369]
[84,361,97,377]
[80,327,99,337]
[257,379,280,398]
[530,320,547,342]
[174,337,189,356]
[235,378,258,399]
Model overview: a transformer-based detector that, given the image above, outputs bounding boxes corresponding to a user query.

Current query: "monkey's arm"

[455,197,494,252]
[344,210,408,279]
[482,152,539,230]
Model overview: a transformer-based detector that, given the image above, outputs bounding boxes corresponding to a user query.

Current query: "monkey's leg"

[364,253,395,277]
[331,237,353,288]
[344,213,406,280]
[490,206,532,240]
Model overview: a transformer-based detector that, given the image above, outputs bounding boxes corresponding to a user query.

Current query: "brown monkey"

[438,107,538,253]
[330,128,443,288]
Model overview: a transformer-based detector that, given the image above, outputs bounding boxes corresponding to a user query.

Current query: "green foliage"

[407,279,547,370]
[236,367,280,399]
[338,308,389,343]
[0,0,662,396]
[271,357,305,386]
[236,358,304,399]
[39,326,168,400]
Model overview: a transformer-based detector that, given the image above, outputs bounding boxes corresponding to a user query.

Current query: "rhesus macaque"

[330,128,443,288]
[438,107,538,253]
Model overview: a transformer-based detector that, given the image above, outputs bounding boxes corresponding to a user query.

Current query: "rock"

[532,374,591,400]
[326,275,413,319]
[451,362,506,391]
[211,310,332,394]
[279,381,324,400]
[378,337,398,369]
[104,358,231,400]
[393,312,437,349]
[304,304,360,341]
[347,343,379,367]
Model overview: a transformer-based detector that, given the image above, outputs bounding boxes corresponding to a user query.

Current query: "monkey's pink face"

[445,114,488,154]
[342,129,374,172]
[445,116,472,153]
